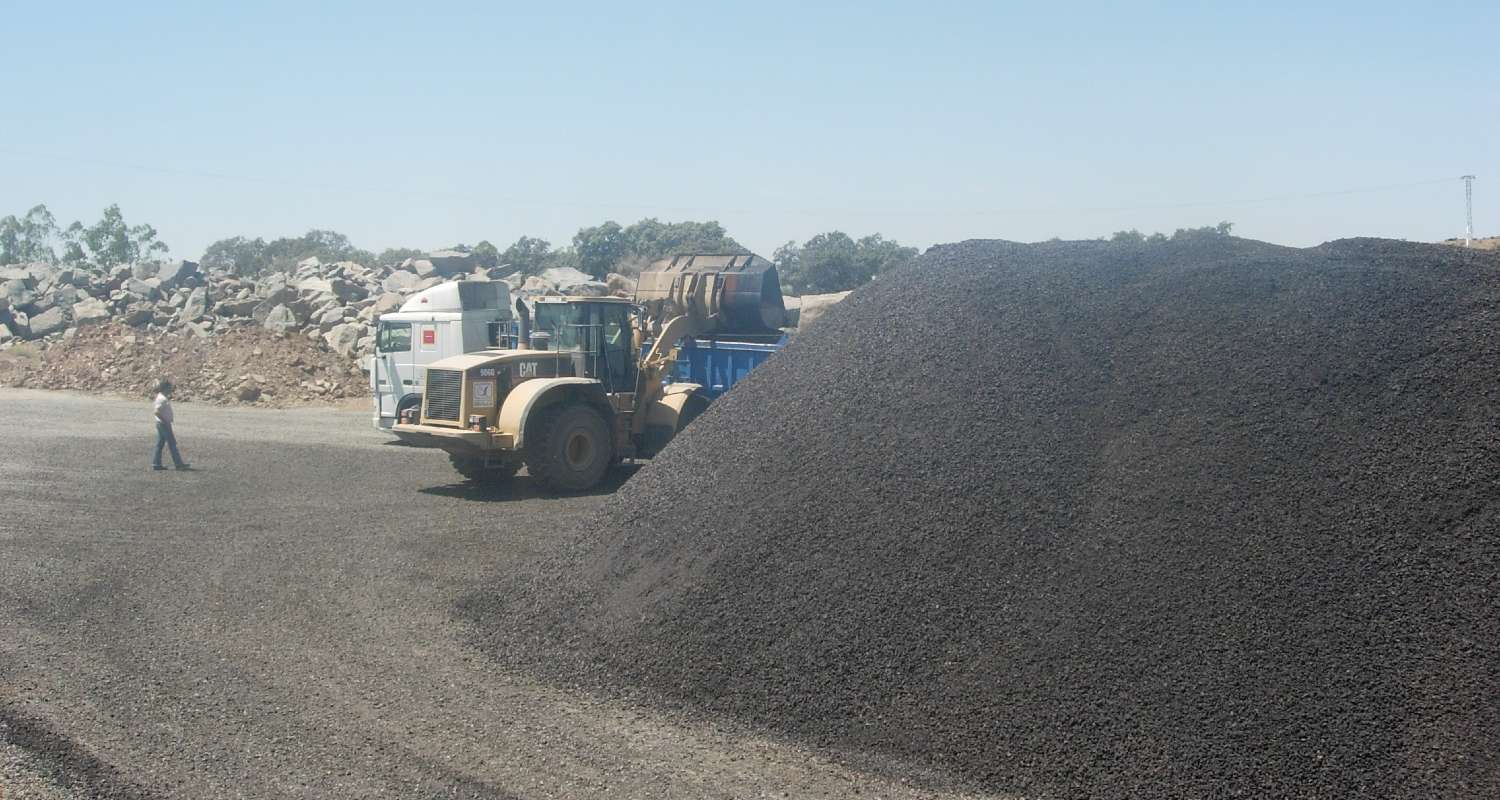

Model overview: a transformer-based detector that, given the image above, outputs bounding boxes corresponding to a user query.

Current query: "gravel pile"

[467,237,1500,798]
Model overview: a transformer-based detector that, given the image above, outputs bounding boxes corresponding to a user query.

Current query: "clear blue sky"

[3,1,1495,260]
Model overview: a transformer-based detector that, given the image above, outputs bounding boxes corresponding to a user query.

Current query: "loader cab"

[530,297,636,393]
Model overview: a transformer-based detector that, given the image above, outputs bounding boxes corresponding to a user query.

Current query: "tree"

[500,236,554,275]
[775,231,917,294]
[621,218,740,261]
[573,221,626,278]
[74,204,169,268]
[0,204,61,264]
[201,236,270,276]
[374,247,424,266]
[1108,222,1233,245]
[60,222,87,263]
[471,240,500,269]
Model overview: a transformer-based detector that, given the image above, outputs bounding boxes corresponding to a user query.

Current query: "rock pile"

[0,252,637,358]
[0,322,370,405]
[465,237,1500,798]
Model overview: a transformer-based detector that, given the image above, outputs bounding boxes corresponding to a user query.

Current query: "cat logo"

[517,361,538,378]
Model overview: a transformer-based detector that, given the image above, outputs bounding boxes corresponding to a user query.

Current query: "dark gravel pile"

[467,237,1500,798]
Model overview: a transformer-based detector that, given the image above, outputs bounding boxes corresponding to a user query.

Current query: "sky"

[2,1,1496,261]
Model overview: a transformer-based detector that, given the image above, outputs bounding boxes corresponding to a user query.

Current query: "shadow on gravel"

[0,707,159,800]
[418,465,642,502]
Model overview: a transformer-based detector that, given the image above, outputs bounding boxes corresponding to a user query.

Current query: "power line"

[0,146,1470,218]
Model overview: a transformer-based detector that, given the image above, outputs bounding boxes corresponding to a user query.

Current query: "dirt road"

[0,389,983,800]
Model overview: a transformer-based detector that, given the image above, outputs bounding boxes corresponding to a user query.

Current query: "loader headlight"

[467,415,489,432]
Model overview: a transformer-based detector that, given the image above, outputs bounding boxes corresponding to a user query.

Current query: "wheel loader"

[391,254,786,492]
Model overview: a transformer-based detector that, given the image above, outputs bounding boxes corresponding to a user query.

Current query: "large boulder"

[327,278,367,302]
[262,304,300,334]
[124,278,161,302]
[70,298,113,327]
[296,277,334,296]
[120,306,155,327]
[131,261,161,280]
[258,275,296,305]
[6,311,29,338]
[182,286,210,320]
[564,280,611,298]
[323,322,364,356]
[214,297,260,318]
[26,306,67,338]
[539,267,595,291]
[425,250,474,277]
[48,285,82,309]
[382,270,420,293]
[157,260,200,290]
[605,273,637,297]
[519,275,558,296]
[2,279,36,309]
[370,292,404,317]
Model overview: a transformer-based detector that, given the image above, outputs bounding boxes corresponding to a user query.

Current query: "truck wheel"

[448,453,518,484]
[397,394,422,420]
[525,403,612,492]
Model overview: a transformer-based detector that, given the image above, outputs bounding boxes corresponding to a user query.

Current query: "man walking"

[152,379,190,471]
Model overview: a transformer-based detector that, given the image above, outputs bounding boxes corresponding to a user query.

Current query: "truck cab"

[369,281,512,430]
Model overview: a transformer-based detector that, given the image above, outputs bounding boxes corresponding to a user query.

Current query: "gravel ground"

[468,237,1500,799]
[0,388,990,800]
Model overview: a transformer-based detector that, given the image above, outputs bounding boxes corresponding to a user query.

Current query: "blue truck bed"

[674,336,787,400]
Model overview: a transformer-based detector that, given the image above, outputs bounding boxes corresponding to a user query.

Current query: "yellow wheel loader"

[391,254,786,492]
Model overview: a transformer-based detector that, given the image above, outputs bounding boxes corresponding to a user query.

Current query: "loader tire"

[448,453,518,484]
[525,403,612,492]
[675,392,711,433]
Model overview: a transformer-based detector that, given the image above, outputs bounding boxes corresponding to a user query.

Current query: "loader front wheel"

[525,403,612,492]
[448,453,519,484]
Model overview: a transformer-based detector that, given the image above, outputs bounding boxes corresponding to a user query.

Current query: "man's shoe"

[174,464,192,471]
[152,465,167,471]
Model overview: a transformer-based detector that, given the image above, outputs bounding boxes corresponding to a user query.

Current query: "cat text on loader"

[391,254,786,492]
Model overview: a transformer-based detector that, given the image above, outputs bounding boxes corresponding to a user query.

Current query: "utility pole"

[1462,175,1476,246]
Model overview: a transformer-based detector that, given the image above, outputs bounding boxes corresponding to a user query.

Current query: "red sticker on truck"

[422,329,436,345]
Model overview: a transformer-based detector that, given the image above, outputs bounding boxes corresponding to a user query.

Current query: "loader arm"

[631,312,707,435]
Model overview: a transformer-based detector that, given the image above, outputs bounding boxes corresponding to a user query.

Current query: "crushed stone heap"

[466,237,1500,799]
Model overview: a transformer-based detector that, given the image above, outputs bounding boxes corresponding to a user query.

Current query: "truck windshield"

[377,322,411,353]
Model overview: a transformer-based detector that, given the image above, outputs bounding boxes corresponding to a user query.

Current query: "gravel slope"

[466,237,1500,799]
[0,389,986,800]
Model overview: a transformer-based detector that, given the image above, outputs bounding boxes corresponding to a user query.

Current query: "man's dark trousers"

[153,421,184,468]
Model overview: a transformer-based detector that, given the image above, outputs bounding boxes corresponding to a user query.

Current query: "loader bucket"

[635,253,786,334]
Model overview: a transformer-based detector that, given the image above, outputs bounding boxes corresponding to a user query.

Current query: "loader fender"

[640,383,707,457]
[498,378,608,449]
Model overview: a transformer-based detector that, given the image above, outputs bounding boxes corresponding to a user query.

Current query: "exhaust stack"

[514,297,531,350]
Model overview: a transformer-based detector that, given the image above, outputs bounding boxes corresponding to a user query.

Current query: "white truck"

[369,280,513,431]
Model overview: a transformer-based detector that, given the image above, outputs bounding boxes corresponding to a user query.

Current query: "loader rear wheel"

[448,453,518,484]
[525,403,612,492]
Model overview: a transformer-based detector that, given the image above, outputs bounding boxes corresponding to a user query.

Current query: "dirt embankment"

[0,323,368,406]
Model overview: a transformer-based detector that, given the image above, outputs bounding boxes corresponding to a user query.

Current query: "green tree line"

[0,203,167,268]
[5,202,926,295]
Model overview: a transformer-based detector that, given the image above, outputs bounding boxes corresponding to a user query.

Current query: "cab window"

[377,322,411,353]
